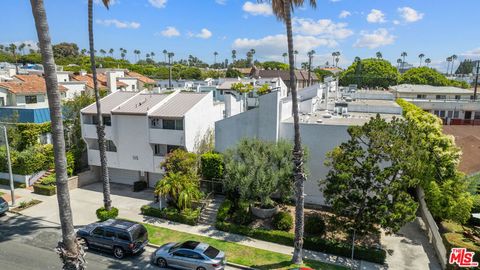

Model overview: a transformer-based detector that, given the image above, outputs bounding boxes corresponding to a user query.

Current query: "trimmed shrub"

[133,180,147,192]
[305,214,326,236]
[140,205,200,226]
[272,211,293,231]
[216,200,232,222]
[232,201,252,225]
[40,174,56,186]
[33,184,56,196]
[96,207,119,221]
[200,152,223,180]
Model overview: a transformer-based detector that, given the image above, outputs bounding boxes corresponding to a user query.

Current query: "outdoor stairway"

[198,195,225,225]
[33,169,54,185]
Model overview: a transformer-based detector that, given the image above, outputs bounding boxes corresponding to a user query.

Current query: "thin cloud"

[339,10,351,19]
[293,18,353,39]
[367,9,386,23]
[189,28,212,39]
[242,1,272,16]
[148,0,167,9]
[354,28,395,49]
[96,19,140,29]
[398,7,424,23]
[159,26,180,37]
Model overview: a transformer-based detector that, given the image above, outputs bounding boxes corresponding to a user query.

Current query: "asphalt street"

[0,213,238,270]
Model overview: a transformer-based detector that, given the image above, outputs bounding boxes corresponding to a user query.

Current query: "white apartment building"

[390,84,480,124]
[215,84,402,206]
[81,90,223,187]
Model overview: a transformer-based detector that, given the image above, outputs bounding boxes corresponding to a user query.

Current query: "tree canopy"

[400,67,470,88]
[339,58,399,88]
[322,115,418,236]
[313,68,334,82]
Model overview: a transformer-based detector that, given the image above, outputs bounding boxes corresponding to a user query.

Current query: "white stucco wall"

[60,82,86,100]
[0,88,8,106]
[16,94,48,108]
[118,78,138,92]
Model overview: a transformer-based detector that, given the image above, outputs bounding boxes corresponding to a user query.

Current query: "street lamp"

[2,126,15,206]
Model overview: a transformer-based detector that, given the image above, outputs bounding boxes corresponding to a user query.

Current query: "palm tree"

[376,51,382,59]
[167,52,174,88]
[146,53,151,59]
[163,49,168,63]
[397,58,402,68]
[19,43,26,55]
[282,52,288,64]
[401,51,407,69]
[331,52,336,66]
[29,1,85,269]
[451,54,458,75]
[231,50,237,64]
[214,51,218,64]
[99,49,106,57]
[88,0,112,211]
[293,50,299,68]
[334,51,340,67]
[425,58,431,67]
[258,0,316,265]
[8,44,19,73]
[307,50,315,86]
[250,49,256,66]
[335,57,339,67]
[446,57,452,75]
[418,53,425,67]
[108,48,114,56]
[150,51,155,60]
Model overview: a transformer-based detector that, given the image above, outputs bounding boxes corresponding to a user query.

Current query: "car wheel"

[156,258,167,268]
[197,267,206,270]
[113,246,125,259]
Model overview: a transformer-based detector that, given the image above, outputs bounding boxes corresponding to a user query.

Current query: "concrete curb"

[146,243,257,270]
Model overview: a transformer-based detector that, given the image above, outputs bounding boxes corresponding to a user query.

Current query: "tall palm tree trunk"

[88,0,112,211]
[29,1,85,269]
[284,0,306,265]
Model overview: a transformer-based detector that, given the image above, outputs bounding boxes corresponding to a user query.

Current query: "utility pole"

[474,61,479,101]
[3,126,14,206]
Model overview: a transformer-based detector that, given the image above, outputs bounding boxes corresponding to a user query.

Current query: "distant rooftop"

[112,93,168,115]
[81,91,137,115]
[283,110,400,126]
[150,92,208,117]
[391,84,473,94]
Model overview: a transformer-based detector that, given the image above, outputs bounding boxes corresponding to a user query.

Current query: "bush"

[272,211,293,231]
[96,207,119,221]
[232,201,252,225]
[200,152,223,180]
[305,214,326,236]
[133,180,147,192]
[472,194,480,213]
[140,205,200,226]
[215,199,387,265]
[40,174,56,186]
[33,184,56,196]
[0,178,26,188]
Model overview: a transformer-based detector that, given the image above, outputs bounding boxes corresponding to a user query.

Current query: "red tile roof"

[0,75,66,94]
[126,71,156,84]
[72,74,128,89]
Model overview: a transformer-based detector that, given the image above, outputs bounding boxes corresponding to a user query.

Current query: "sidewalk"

[0,183,385,270]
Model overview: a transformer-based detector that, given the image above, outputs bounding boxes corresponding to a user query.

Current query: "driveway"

[19,182,154,226]
[381,217,442,270]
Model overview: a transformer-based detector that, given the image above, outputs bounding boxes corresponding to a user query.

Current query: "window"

[475,111,480,120]
[204,246,220,259]
[162,119,175,130]
[416,94,426,99]
[0,97,4,106]
[103,116,111,126]
[471,95,475,100]
[153,144,181,156]
[106,140,117,152]
[175,119,183,130]
[447,111,453,118]
[439,111,446,118]
[433,110,440,116]
[436,95,446,100]
[117,232,130,242]
[25,95,37,104]
[105,230,115,238]
[92,227,104,236]
[150,118,161,128]
[453,111,460,119]
[132,84,136,90]
[455,95,461,100]
[173,250,188,258]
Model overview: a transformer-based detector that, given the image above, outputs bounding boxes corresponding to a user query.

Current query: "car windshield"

[203,245,220,259]
[131,225,147,242]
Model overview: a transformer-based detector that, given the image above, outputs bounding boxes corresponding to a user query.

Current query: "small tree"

[161,149,198,178]
[321,115,418,237]
[223,139,294,207]
[155,172,201,210]
[200,152,224,180]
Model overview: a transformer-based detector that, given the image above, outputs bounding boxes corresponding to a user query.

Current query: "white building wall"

[60,82,86,99]
[118,78,137,92]
[16,94,48,108]
[0,88,8,106]
[56,73,70,83]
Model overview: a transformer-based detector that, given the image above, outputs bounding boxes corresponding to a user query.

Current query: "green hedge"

[200,152,223,180]
[272,211,293,231]
[0,178,26,188]
[0,144,54,175]
[216,200,386,265]
[33,184,56,196]
[96,207,119,221]
[141,205,200,226]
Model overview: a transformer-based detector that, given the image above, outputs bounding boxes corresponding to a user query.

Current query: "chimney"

[107,71,117,93]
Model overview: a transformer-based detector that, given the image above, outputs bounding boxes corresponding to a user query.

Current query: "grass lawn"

[143,223,347,270]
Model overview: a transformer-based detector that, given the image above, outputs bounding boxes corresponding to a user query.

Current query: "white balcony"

[87,149,119,168]
[149,128,185,146]
[82,124,113,139]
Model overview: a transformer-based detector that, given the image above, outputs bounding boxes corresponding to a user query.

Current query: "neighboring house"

[249,66,320,92]
[215,85,402,206]
[390,84,480,125]
[80,90,223,188]
[0,74,68,123]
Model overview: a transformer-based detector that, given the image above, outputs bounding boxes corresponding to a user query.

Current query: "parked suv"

[0,197,9,215]
[76,219,148,259]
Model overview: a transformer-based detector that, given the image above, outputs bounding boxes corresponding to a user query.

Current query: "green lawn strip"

[143,223,347,270]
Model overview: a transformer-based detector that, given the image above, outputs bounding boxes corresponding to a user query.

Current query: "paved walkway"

[198,195,225,225]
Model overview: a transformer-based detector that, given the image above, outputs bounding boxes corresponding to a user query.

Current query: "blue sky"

[2,0,479,71]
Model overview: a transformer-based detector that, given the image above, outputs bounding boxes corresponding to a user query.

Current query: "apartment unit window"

[153,144,181,156]
[436,95,446,100]
[416,94,427,99]
[25,95,38,104]
[151,118,161,128]
[455,95,461,100]
[471,95,475,100]
[453,111,460,119]
[103,116,111,126]
[106,140,117,152]
[447,111,453,118]
[439,111,446,118]
[162,119,183,130]
[475,111,480,120]
[433,110,440,116]
[132,84,136,90]
[0,97,4,106]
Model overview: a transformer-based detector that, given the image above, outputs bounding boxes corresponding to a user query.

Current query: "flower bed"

[11,199,42,212]
[141,205,201,226]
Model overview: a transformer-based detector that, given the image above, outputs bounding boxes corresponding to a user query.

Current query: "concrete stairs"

[198,195,225,225]
[34,169,55,185]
